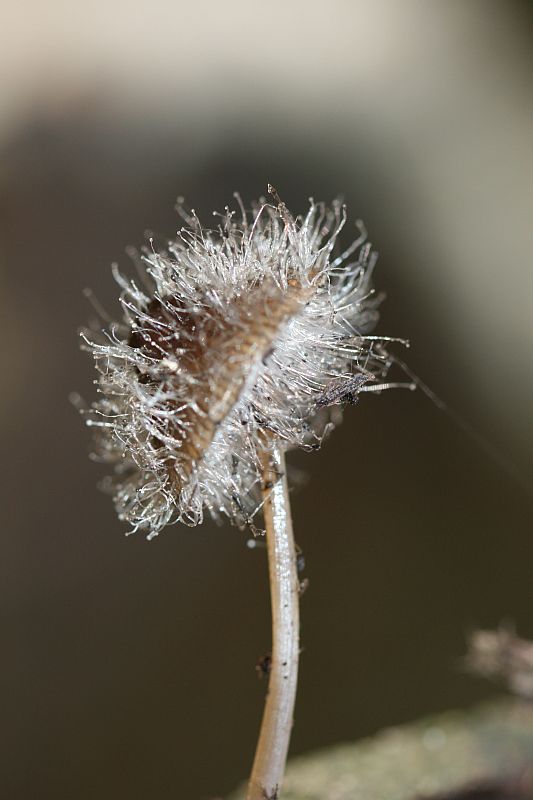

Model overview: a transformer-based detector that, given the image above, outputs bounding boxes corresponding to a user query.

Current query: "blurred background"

[2,1,533,798]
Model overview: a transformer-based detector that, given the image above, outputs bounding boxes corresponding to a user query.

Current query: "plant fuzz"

[82,188,399,539]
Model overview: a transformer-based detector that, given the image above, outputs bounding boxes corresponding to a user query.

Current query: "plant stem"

[247,444,300,800]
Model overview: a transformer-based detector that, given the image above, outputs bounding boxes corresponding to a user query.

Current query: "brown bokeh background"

[2,2,533,798]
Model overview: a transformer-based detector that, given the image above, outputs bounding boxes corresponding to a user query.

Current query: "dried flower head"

[81,188,401,538]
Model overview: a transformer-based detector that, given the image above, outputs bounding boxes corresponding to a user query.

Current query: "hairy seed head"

[81,189,399,538]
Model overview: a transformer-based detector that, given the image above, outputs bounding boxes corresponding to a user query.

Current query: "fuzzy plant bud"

[81,188,401,538]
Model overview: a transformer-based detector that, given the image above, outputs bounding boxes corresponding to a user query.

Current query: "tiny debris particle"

[256,653,272,679]
[316,373,370,408]
[261,786,279,800]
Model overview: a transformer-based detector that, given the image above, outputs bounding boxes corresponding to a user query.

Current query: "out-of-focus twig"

[465,625,533,700]
[229,699,533,800]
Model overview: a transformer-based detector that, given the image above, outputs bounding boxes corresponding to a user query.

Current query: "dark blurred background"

[2,2,533,798]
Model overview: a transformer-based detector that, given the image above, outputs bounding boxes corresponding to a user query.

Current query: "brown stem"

[246,444,300,800]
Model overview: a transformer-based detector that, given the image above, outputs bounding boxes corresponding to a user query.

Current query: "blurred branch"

[229,699,533,800]
[465,626,533,701]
